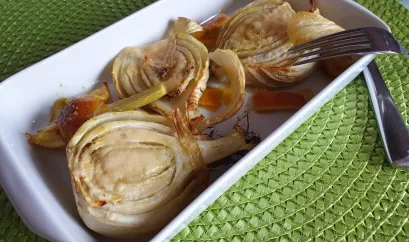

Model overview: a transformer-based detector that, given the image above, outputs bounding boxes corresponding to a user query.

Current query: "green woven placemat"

[0,0,408,241]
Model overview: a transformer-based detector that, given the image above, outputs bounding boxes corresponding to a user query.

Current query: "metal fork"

[289,27,408,66]
[364,61,409,167]
[289,27,409,167]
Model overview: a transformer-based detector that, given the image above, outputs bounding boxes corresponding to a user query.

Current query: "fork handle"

[364,60,409,167]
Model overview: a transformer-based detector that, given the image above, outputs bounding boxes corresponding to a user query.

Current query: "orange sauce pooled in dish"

[252,89,314,112]
[198,86,232,111]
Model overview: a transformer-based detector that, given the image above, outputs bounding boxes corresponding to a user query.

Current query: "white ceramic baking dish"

[0,0,389,241]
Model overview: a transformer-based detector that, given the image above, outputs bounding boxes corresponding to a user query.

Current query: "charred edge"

[190,114,205,124]
[183,66,194,75]
[190,114,205,133]
[97,200,107,207]
[187,90,199,108]
[170,89,181,98]
[157,67,169,79]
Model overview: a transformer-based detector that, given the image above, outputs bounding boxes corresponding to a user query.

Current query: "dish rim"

[0,0,390,241]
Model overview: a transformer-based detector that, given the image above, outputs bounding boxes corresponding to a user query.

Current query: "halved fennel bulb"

[67,110,251,238]
[113,31,246,131]
[214,0,317,88]
[204,0,345,88]
[112,33,209,116]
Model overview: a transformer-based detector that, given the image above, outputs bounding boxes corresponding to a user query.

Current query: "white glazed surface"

[0,0,389,241]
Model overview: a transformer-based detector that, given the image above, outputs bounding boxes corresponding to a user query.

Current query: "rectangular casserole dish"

[0,0,390,241]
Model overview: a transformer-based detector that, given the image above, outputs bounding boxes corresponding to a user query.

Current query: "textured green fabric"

[0,0,408,241]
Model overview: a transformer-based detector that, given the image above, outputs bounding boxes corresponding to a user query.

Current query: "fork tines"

[289,28,373,66]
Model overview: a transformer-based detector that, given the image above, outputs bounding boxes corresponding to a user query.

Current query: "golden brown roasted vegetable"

[113,27,246,131]
[213,0,318,88]
[192,12,229,51]
[28,83,167,148]
[57,83,111,140]
[67,110,251,238]
[26,97,72,149]
[50,98,71,122]
[27,84,111,148]
[112,33,209,116]
[287,11,354,76]
[26,122,67,149]
[287,11,344,46]
[58,83,167,140]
